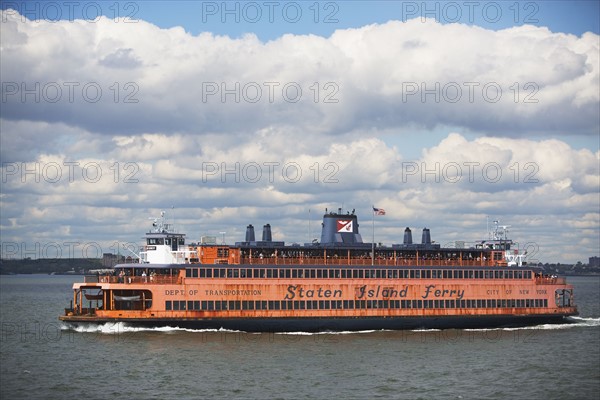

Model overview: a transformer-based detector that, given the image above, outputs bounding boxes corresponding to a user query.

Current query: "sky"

[0,0,599,264]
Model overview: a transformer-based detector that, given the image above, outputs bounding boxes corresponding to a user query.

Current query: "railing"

[84,275,180,284]
[535,276,567,285]
[238,257,497,267]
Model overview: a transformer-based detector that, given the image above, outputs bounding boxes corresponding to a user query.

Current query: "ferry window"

[240,269,246,278]
[310,300,318,309]
[165,238,171,245]
[476,300,483,308]
[192,269,198,278]
[308,270,315,279]
[215,301,222,311]
[173,301,180,311]
[324,300,331,309]
[258,301,266,310]
[187,301,194,310]
[516,271,523,279]
[201,301,208,310]
[206,269,212,278]
[186,269,192,277]
[341,270,348,278]
[508,271,514,279]
[381,300,389,308]
[434,300,441,308]
[459,300,465,308]
[205,301,213,311]
[493,271,499,279]
[266,269,273,278]
[166,301,172,311]
[280,301,288,310]
[292,269,299,278]
[317,270,324,278]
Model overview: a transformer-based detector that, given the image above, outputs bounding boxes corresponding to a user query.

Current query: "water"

[1,275,598,400]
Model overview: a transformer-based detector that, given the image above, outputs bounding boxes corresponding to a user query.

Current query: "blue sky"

[1,1,599,263]
[2,1,599,38]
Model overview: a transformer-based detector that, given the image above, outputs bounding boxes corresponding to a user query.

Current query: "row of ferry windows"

[165,298,548,311]
[185,268,532,280]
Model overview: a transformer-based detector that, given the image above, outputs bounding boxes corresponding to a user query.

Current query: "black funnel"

[262,224,272,242]
[403,227,413,244]
[421,228,431,244]
[245,224,255,242]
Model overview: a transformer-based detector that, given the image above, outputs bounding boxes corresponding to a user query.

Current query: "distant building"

[589,256,600,267]
[102,253,126,268]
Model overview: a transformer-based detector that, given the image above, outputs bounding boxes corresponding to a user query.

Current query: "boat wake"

[465,316,600,332]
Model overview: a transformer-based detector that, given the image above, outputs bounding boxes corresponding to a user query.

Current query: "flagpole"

[371,205,375,266]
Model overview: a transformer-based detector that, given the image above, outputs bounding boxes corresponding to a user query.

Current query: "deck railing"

[535,276,567,285]
[84,275,179,284]
[238,257,496,267]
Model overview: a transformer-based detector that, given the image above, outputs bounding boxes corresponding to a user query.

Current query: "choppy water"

[1,274,598,400]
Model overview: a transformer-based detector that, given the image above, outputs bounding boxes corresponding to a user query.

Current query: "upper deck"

[135,209,529,268]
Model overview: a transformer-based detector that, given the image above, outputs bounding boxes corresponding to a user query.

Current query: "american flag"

[373,207,386,215]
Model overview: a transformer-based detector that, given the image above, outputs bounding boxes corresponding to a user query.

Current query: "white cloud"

[0,11,598,263]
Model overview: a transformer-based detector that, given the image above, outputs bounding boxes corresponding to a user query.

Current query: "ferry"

[59,209,578,332]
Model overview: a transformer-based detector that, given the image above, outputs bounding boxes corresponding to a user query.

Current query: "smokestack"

[245,224,255,242]
[262,224,272,242]
[421,228,431,244]
[403,227,413,244]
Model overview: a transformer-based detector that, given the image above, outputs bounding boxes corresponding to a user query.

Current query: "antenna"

[308,208,311,243]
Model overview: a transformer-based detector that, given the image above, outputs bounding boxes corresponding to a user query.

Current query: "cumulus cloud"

[0,10,598,263]
[1,11,598,140]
